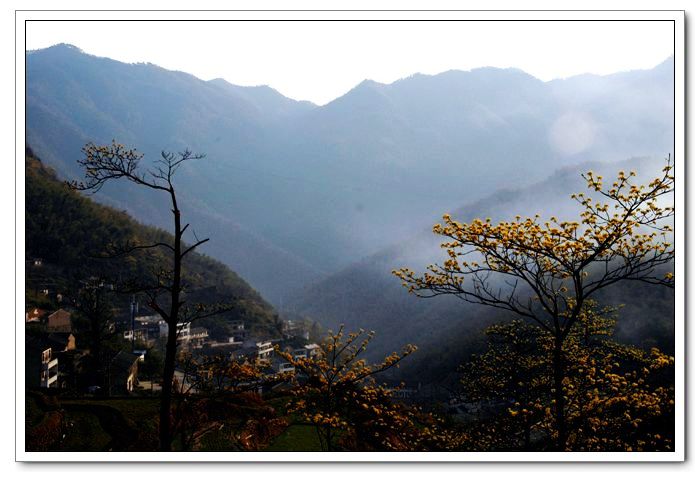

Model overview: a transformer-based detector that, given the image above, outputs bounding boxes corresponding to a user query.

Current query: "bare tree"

[70,141,230,450]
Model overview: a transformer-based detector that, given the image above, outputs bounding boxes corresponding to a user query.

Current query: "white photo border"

[15,8,686,463]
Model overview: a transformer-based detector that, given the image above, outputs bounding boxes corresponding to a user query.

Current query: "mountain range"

[26,44,674,305]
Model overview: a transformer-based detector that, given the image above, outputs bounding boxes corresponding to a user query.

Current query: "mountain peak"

[30,43,84,54]
[357,78,384,88]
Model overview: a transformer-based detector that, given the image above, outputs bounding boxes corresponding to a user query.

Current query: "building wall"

[47,309,71,332]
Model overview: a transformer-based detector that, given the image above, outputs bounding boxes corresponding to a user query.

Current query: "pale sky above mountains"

[26,20,673,105]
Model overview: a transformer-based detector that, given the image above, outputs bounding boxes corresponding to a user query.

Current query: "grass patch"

[266,423,322,452]
[25,393,45,427]
[54,411,112,451]
[64,397,159,421]
[197,423,241,452]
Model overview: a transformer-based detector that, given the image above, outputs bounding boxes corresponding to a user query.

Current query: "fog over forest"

[26,43,674,384]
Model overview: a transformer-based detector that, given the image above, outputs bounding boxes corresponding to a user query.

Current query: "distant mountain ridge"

[26,43,324,302]
[26,43,674,303]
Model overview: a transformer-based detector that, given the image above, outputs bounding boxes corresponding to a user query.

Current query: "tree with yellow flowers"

[395,158,675,450]
[460,301,674,451]
[460,319,550,450]
[280,326,461,450]
[169,353,288,450]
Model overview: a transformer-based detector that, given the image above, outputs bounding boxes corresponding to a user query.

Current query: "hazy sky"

[26,20,674,105]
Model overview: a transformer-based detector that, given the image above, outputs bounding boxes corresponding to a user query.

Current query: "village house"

[35,347,58,388]
[281,319,309,340]
[304,343,320,358]
[25,332,78,389]
[135,315,166,339]
[108,351,140,395]
[230,320,246,343]
[255,341,274,363]
[25,307,47,323]
[123,327,148,343]
[290,343,321,360]
[273,353,295,375]
[160,321,191,341]
[229,340,275,366]
[46,308,72,333]
[188,327,209,347]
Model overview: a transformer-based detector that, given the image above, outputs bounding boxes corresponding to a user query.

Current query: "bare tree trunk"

[70,144,222,452]
[553,333,566,451]
[159,323,178,450]
[159,197,182,451]
[524,421,531,450]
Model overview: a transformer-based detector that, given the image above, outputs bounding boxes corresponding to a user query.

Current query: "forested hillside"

[25,148,279,338]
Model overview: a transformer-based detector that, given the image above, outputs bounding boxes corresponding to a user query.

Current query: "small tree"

[169,353,285,451]
[280,327,460,450]
[70,141,230,450]
[395,158,675,449]
[279,327,421,450]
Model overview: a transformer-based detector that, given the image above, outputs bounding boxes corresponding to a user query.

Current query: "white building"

[40,348,58,388]
[256,341,274,362]
[304,343,321,358]
[291,343,321,360]
[277,361,295,374]
[160,321,191,341]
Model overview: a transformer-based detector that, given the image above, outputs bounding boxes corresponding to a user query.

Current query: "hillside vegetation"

[25,148,279,337]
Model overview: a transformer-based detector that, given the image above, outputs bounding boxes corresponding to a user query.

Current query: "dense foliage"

[460,304,674,451]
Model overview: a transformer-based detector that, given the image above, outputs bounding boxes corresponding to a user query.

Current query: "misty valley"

[24,44,675,453]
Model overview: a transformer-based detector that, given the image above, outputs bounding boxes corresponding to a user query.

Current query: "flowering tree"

[394,158,675,449]
[280,326,456,450]
[170,353,288,450]
[461,302,674,450]
[460,319,550,450]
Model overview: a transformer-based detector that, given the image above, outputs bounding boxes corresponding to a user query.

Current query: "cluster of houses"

[225,339,321,376]
[25,308,77,390]
[26,301,320,396]
[25,258,326,398]
[123,316,214,350]
[123,312,320,377]
[25,307,142,396]
[280,319,310,340]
